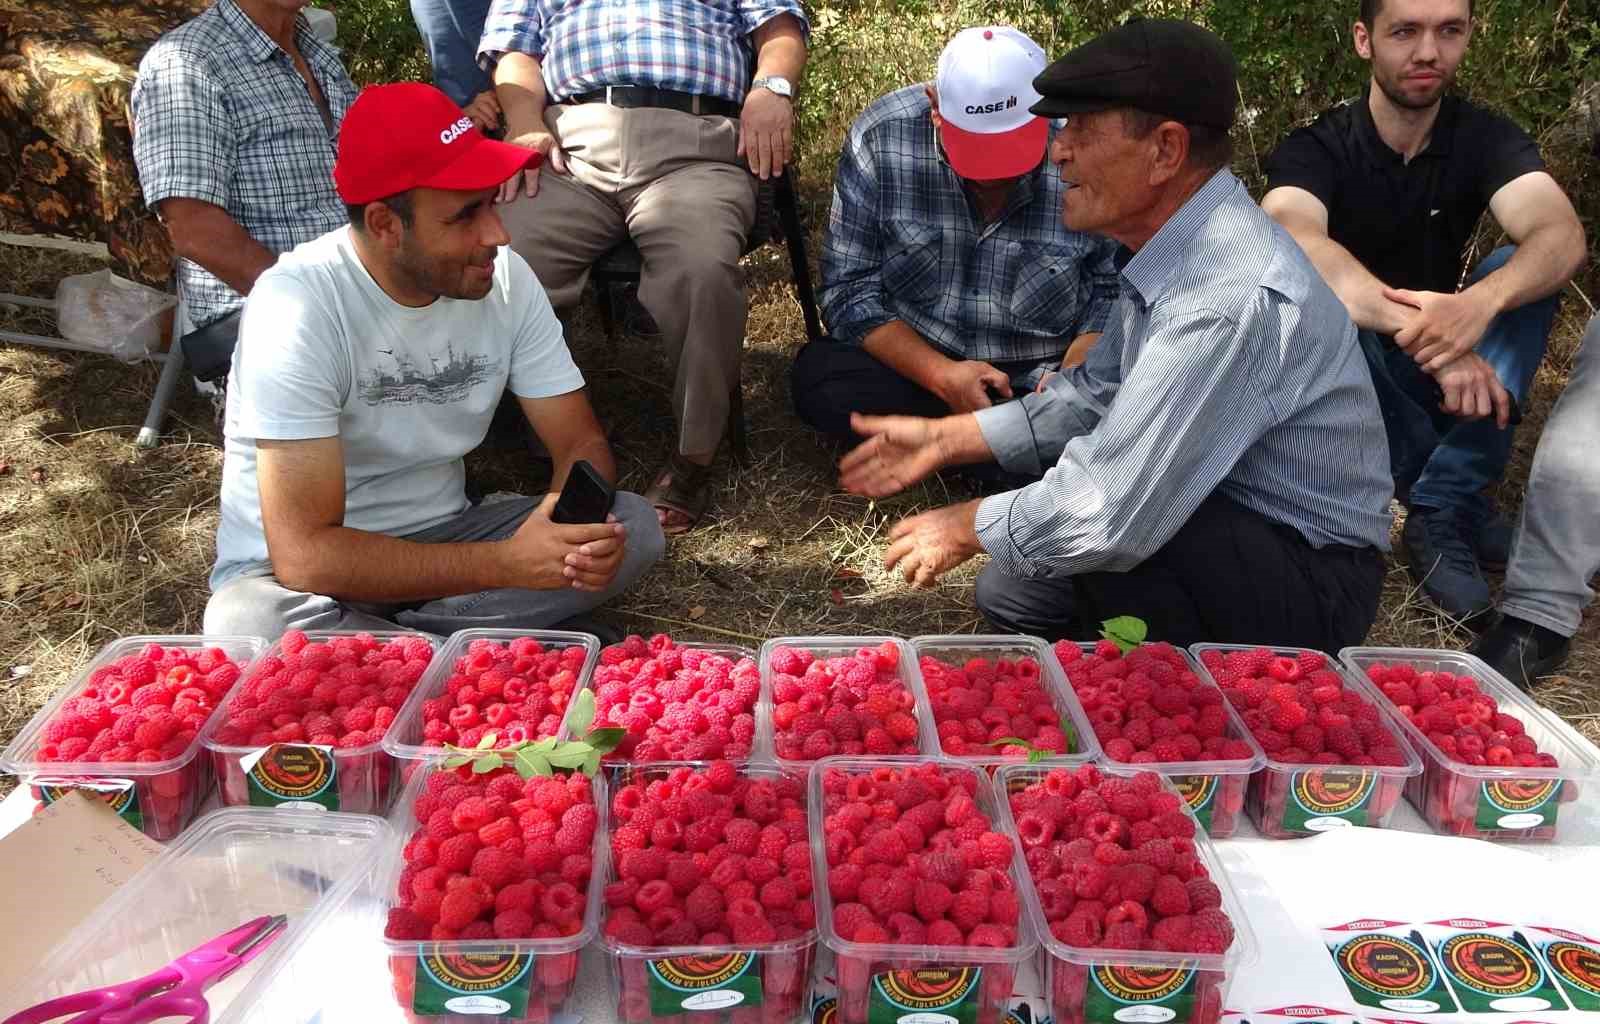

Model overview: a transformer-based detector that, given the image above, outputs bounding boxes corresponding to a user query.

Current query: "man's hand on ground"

[937,359,1013,412]
[503,494,627,591]
[883,501,983,588]
[464,89,502,131]
[1432,352,1512,428]
[1386,286,1497,371]
[497,130,568,203]
[737,87,793,180]
[839,413,950,498]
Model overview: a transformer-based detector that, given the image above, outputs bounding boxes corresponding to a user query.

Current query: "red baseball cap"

[334,82,542,203]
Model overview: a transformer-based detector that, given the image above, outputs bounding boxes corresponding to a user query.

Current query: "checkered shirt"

[820,86,1120,368]
[132,0,356,328]
[478,0,809,103]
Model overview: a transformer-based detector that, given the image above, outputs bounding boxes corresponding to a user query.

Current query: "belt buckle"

[604,85,617,106]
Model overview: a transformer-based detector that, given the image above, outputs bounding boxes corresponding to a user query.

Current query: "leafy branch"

[440,689,624,778]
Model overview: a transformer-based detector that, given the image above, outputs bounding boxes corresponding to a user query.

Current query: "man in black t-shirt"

[1263,0,1585,621]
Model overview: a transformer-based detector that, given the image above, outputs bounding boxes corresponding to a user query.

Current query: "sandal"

[645,453,713,536]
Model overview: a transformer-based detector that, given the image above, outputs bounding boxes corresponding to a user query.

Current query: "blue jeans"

[409,0,493,108]
[1357,246,1559,514]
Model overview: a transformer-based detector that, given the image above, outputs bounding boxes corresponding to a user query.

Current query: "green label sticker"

[1172,775,1217,832]
[36,778,143,831]
[1432,930,1566,1012]
[648,952,763,1013]
[1327,929,1458,1013]
[1474,778,1560,832]
[1279,769,1377,834]
[412,951,532,1016]
[241,744,339,809]
[1084,964,1196,1023]
[1541,938,1600,1010]
[867,967,982,1024]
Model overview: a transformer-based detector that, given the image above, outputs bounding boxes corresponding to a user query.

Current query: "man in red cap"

[791,26,1118,444]
[202,82,665,640]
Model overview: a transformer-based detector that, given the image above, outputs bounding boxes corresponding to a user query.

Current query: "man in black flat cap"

[836,19,1395,650]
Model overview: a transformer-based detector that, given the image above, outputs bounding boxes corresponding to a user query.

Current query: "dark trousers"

[974,492,1386,651]
[790,338,1049,439]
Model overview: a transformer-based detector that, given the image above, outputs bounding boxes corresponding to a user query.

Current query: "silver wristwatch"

[752,75,794,99]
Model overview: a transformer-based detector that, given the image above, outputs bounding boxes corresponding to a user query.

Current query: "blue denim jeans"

[1501,314,1600,636]
[409,0,493,108]
[1357,246,1560,515]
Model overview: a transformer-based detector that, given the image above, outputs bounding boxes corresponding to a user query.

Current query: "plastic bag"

[54,270,177,362]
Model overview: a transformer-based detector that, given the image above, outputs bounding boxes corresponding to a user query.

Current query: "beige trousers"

[498,102,758,456]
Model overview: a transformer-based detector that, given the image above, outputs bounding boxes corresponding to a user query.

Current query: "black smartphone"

[551,459,617,524]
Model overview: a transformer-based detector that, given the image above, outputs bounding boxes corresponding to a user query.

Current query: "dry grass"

[2,196,1598,769]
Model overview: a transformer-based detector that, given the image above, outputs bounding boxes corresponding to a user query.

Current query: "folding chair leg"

[728,381,748,464]
[136,344,187,448]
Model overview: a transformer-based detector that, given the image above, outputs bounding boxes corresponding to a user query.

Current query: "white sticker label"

[1381,999,1440,1013]
[898,1015,959,1024]
[1496,812,1545,830]
[1115,1007,1179,1022]
[1489,997,1552,1012]
[683,990,746,1011]
[1305,816,1355,832]
[444,996,513,1015]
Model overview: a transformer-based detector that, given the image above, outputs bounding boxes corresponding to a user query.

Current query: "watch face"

[760,77,792,97]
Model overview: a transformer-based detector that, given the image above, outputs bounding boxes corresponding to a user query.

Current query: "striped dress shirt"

[972,170,1393,580]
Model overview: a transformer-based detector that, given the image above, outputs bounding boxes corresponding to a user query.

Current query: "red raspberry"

[469,847,522,890]
[541,882,583,926]
[618,847,667,882]
[436,834,480,874]
[976,831,1014,869]
[438,888,483,929]
[948,889,989,932]
[1151,874,1191,916]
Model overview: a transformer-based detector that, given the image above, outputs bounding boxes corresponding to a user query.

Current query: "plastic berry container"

[1190,644,1422,839]
[911,634,1101,767]
[18,806,390,1022]
[1339,646,1600,842]
[810,756,1036,1024]
[384,629,601,767]
[380,761,605,1023]
[599,762,819,1024]
[577,639,761,767]
[204,630,441,817]
[0,634,265,841]
[994,763,1258,1024]
[1058,642,1264,838]
[755,636,938,773]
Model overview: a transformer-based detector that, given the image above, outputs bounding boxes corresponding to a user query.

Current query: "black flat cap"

[1032,18,1237,129]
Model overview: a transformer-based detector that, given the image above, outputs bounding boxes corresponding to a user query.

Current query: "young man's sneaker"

[1467,503,1514,571]
[1471,613,1571,690]
[1402,505,1492,620]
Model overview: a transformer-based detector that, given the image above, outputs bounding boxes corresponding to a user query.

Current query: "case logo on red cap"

[439,116,475,145]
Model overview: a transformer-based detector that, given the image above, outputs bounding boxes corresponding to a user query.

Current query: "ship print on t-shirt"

[358,342,499,406]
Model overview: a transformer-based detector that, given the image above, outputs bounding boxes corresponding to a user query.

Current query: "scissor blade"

[230,915,288,958]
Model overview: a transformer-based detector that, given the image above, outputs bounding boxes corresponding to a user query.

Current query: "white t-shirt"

[211,227,584,589]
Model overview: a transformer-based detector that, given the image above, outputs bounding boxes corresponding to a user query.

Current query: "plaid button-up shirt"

[820,85,1120,373]
[132,0,356,328]
[478,0,808,104]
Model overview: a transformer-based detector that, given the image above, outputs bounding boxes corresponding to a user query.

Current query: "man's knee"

[612,490,667,583]
[974,563,1074,638]
[203,577,292,640]
[790,340,846,432]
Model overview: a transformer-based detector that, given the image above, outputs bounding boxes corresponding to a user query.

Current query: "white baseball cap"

[935,26,1049,180]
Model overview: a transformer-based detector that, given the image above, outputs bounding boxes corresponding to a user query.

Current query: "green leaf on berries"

[442,754,472,770]
[582,750,603,775]
[1027,748,1047,763]
[530,737,558,753]
[1059,714,1078,753]
[547,745,590,769]
[585,727,626,754]
[1100,616,1148,653]
[566,689,597,736]
[988,736,1033,752]
[471,753,501,774]
[516,747,553,777]
[475,732,499,750]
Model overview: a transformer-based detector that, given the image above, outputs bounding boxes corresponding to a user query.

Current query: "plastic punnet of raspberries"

[209,631,432,750]
[768,642,922,761]
[589,634,759,762]
[1009,764,1236,956]
[920,650,1073,759]
[33,642,250,765]
[1360,661,1557,770]
[385,764,598,943]
[417,635,587,751]
[1196,648,1409,767]
[1052,639,1254,766]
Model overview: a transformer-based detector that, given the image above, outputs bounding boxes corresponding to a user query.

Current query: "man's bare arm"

[158,197,277,298]
[258,437,617,601]
[1262,186,1416,335]
[864,321,1013,412]
[493,51,551,140]
[750,13,807,82]
[517,389,616,490]
[1459,172,1585,314]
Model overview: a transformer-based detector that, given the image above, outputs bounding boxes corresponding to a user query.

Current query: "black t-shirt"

[1265,85,1544,295]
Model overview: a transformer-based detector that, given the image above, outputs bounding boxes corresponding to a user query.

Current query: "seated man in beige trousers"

[480,0,809,534]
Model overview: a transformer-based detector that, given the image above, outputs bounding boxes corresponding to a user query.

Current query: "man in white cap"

[791,26,1119,440]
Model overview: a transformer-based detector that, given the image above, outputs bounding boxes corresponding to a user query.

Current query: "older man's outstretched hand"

[838,413,948,498]
[883,501,983,588]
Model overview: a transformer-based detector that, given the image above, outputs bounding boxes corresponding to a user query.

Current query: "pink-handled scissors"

[5,914,287,1024]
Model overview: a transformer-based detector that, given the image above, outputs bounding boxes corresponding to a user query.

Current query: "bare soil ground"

[2,211,1597,770]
